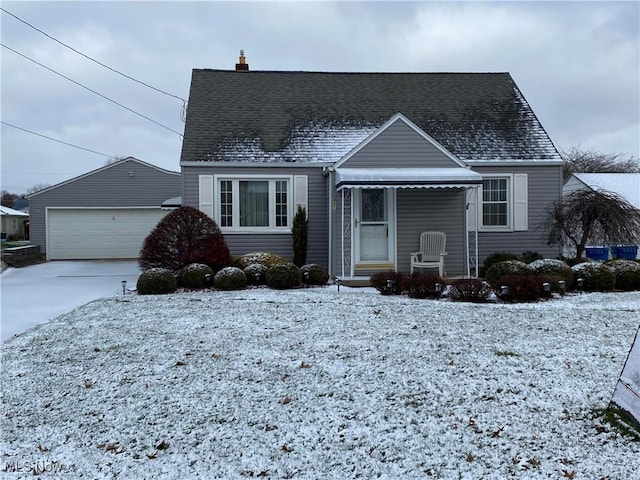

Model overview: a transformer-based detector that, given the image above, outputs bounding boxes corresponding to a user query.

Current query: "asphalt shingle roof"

[180,70,561,164]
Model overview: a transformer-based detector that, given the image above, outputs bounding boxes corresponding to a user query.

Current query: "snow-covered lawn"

[1,288,639,479]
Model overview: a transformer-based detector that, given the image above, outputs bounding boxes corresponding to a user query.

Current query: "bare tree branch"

[544,188,640,259]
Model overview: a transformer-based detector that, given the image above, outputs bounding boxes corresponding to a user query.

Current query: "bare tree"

[26,183,51,195]
[1,191,18,208]
[544,188,640,259]
[561,147,640,178]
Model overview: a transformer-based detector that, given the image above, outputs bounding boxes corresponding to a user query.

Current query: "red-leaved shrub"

[139,206,230,272]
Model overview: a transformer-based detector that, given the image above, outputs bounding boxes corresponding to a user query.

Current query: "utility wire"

[0,7,187,104]
[2,43,184,137]
[1,121,113,157]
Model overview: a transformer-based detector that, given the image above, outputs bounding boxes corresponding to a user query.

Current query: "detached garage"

[29,158,181,260]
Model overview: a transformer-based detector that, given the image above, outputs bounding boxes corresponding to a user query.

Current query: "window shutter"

[199,175,214,219]
[294,175,308,212]
[513,174,528,231]
[466,187,479,232]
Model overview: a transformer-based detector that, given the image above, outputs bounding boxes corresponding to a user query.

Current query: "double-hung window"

[482,178,509,228]
[468,173,528,232]
[215,176,292,231]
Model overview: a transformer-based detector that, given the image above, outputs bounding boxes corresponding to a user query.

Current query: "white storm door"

[354,188,395,263]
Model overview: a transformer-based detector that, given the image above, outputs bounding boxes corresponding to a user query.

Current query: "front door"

[354,189,395,265]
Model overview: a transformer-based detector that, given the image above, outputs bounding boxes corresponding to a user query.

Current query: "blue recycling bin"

[613,245,638,260]
[585,246,609,261]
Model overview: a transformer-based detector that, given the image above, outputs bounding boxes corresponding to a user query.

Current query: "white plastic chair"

[410,231,448,276]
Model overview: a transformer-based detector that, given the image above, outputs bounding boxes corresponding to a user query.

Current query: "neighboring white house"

[563,173,640,259]
[0,205,29,241]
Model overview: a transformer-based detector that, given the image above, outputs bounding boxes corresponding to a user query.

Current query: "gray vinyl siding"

[472,164,563,267]
[29,159,181,255]
[397,189,467,276]
[182,164,330,268]
[329,187,468,277]
[340,119,460,169]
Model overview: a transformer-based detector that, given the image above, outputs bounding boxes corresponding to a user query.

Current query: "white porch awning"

[335,167,483,190]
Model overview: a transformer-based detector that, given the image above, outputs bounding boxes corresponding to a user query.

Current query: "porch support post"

[465,187,470,278]
[341,188,345,279]
[474,186,479,278]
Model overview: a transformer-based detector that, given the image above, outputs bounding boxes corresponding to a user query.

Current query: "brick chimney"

[235,50,249,71]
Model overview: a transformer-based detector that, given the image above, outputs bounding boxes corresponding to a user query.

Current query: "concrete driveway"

[1,260,141,341]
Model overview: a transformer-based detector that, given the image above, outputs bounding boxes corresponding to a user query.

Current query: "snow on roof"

[208,123,378,164]
[574,173,640,209]
[0,205,28,216]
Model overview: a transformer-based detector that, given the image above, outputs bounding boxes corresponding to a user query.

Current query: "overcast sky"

[1,1,638,193]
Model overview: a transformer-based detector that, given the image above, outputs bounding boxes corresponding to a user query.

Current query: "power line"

[1,121,114,157]
[0,7,187,105]
[2,42,184,137]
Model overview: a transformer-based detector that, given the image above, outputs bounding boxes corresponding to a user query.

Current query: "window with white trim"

[215,177,292,231]
[475,174,528,232]
[482,178,509,227]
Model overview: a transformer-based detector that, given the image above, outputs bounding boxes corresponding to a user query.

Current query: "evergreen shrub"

[214,267,247,291]
[177,263,214,289]
[234,252,288,270]
[300,264,330,286]
[485,260,531,286]
[572,262,616,292]
[528,259,574,292]
[137,268,177,295]
[244,263,268,286]
[605,260,640,291]
[265,263,301,290]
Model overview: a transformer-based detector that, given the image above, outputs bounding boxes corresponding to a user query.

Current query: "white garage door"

[47,208,170,260]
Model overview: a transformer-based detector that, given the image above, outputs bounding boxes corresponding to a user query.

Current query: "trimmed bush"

[177,263,214,289]
[234,252,289,270]
[572,262,616,292]
[244,263,268,286]
[528,259,574,292]
[139,206,230,273]
[300,264,330,286]
[265,263,301,290]
[214,267,247,291]
[494,274,545,303]
[399,273,444,299]
[485,260,531,286]
[566,257,592,267]
[449,278,491,303]
[137,268,177,295]
[480,252,519,277]
[605,259,640,291]
[370,271,404,295]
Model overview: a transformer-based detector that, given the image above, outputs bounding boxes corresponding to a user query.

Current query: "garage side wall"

[29,160,181,258]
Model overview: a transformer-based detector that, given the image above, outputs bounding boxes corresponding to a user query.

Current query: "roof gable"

[29,157,179,198]
[569,173,640,209]
[181,70,561,165]
[335,113,466,169]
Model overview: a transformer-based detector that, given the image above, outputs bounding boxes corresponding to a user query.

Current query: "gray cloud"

[1,1,638,192]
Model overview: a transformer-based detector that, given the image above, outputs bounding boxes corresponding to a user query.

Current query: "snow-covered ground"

[1,288,639,479]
